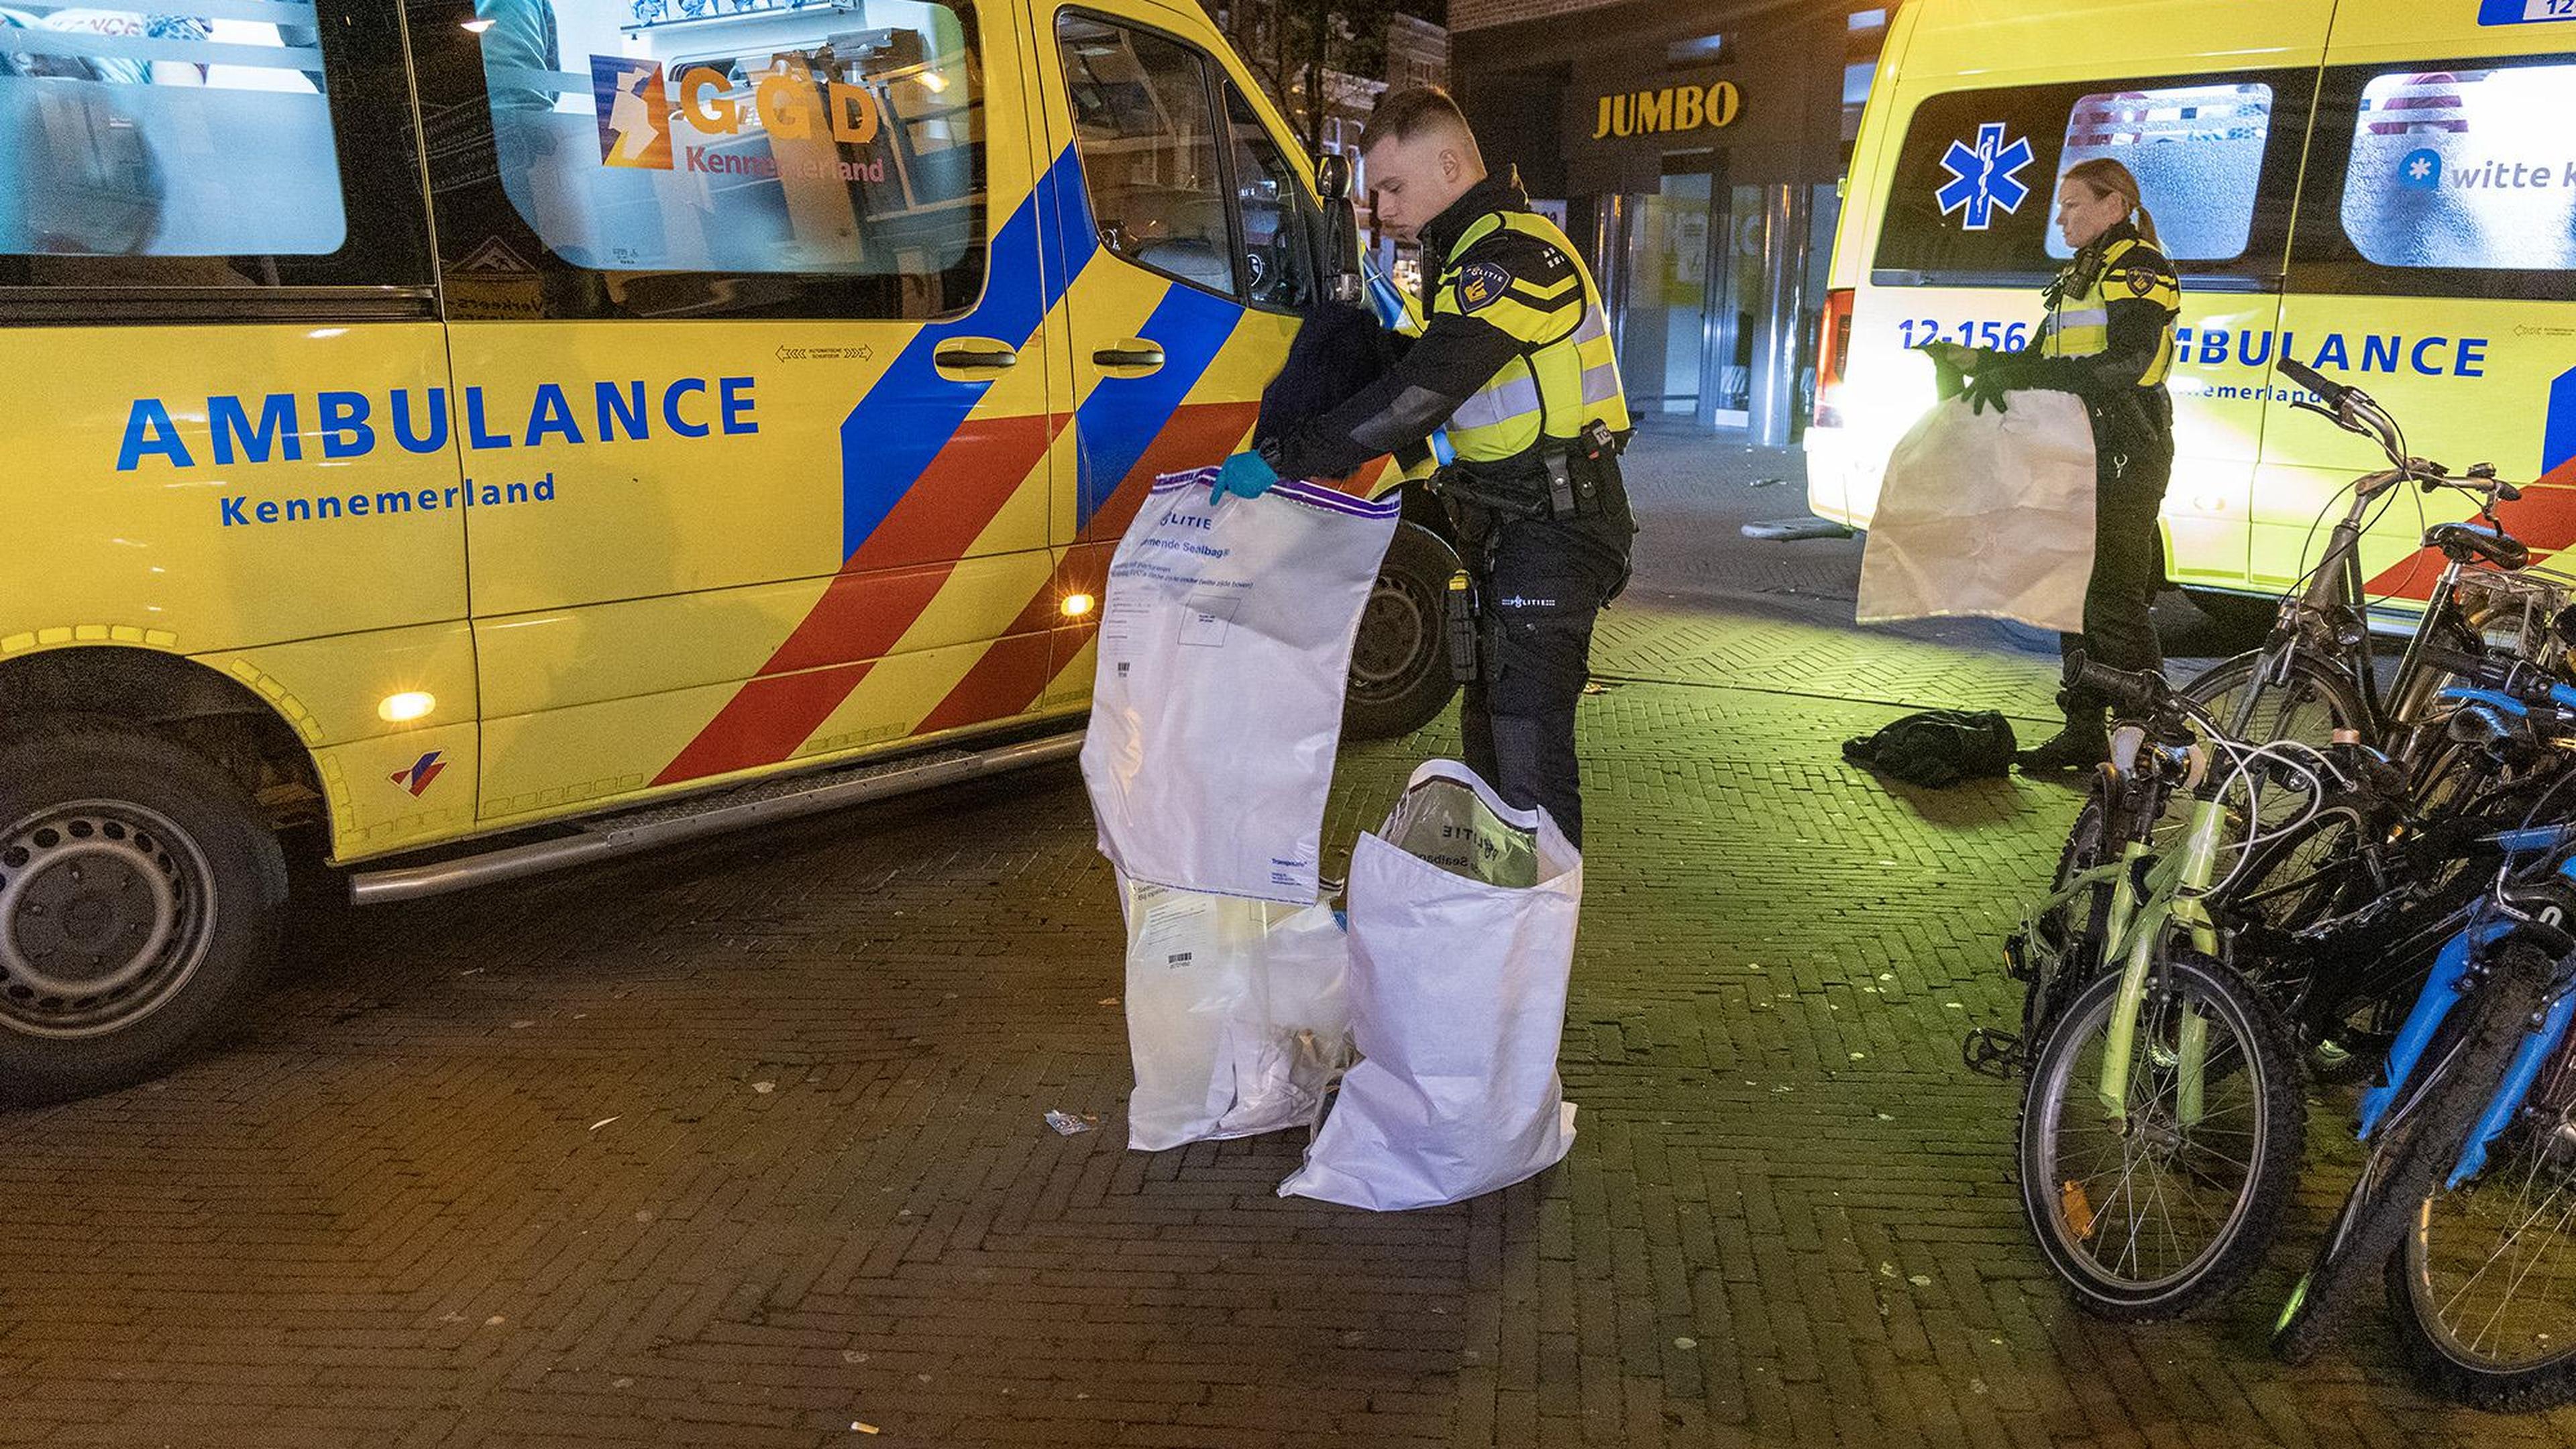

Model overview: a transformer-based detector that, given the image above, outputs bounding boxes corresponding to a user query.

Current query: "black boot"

[2017,694,2108,773]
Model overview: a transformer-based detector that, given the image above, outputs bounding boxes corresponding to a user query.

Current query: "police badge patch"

[2126,268,2159,297]
[1455,261,1513,312]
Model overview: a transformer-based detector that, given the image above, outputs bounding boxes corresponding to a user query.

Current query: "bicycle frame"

[2096,792,2229,1126]
[2360,816,2576,1192]
[2238,476,2492,753]
[2008,724,2231,1129]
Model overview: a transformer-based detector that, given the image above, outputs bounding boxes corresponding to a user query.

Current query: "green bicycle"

[1978,657,2309,1320]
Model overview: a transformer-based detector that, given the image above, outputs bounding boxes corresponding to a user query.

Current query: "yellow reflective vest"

[1435,210,1631,465]
[2039,231,2180,387]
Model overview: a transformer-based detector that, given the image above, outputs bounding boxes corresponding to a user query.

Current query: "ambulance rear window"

[443,0,984,318]
[0,5,345,260]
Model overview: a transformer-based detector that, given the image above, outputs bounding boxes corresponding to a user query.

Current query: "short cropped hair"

[1358,86,1483,162]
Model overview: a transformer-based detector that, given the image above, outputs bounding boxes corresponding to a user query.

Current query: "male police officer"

[1211,87,1634,847]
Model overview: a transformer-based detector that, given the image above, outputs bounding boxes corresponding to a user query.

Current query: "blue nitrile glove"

[1212,450,1280,500]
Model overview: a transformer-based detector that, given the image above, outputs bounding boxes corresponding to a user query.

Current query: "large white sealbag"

[1082,468,1401,904]
[1120,873,1354,1151]
[1280,761,1581,1210]
[1855,390,2098,634]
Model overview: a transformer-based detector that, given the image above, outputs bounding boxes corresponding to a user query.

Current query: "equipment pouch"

[1445,570,1480,683]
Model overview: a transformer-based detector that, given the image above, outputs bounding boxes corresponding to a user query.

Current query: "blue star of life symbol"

[1935,122,2035,231]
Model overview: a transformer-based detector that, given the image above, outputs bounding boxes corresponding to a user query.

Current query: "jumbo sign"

[1591,80,1741,139]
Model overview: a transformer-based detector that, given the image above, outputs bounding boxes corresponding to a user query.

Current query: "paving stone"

[0,432,2560,1447]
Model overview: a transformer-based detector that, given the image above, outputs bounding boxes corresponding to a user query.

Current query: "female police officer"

[1955,158,2180,771]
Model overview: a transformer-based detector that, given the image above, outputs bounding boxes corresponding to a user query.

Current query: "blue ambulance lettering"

[115,376,759,471]
[2171,328,2489,378]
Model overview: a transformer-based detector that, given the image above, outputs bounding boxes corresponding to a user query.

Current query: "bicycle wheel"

[2023,793,2120,1046]
[2019,950,2306,1320]
[2274,949,2551,1364]
[2186,649,2368,751]
[2389,1025,2576,1410]
[2216,794,2400,1083]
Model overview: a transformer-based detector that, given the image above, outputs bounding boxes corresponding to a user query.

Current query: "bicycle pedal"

[1962,1028,2025,1079]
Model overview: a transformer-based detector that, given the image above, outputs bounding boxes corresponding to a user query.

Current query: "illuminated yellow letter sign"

[1593,80,1741,140]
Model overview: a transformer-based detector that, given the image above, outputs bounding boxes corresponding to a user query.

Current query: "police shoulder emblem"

[1455,261,1513,312]
[2127,267,2160,297]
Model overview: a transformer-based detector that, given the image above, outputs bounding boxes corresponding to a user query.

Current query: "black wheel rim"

[0,799,215,1039]
[1349,570,1434,700]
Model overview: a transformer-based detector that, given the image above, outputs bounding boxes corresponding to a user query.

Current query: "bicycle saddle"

[2426,521,2530,571]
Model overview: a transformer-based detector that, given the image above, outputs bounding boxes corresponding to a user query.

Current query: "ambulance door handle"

[1093,340,1166,372]
[932,340,1018,377]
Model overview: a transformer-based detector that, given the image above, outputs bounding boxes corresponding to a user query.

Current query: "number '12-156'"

[1897,318,2031,351]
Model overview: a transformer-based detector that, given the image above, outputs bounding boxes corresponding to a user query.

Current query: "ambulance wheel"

[0,720,286,1106]
[2182,588,2286,640]
[1346,522,1460,740]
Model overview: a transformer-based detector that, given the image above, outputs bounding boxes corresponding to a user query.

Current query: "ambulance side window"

[2043,83,2275,266]
[0,0,430,306]
[1056,13,1236,295]
[421,0,987,321]
[1872,71,2308,290]
[1224,84,1318,313]
[2292,58,2576,303]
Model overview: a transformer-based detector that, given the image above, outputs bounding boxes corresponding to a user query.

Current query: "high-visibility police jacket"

[1268,174,1629,482]
[2006,220,2180,405]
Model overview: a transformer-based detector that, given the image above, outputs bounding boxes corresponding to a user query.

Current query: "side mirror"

[1307,152,1364,307]
[1314,152,1352,203]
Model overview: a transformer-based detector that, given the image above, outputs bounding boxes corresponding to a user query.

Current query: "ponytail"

[2063,158,2158,249]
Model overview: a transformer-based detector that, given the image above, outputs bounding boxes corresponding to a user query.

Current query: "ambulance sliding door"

[416,0,1066,825]
[2254,0,2576,599]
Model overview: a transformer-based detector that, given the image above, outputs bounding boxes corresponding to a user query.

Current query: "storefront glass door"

[1597,163,1844,441]
[1616,172,1711,417]
[1611,167,1773,432]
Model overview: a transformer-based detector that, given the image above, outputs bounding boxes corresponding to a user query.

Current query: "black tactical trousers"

[2059,400,2176,710]
[1460,511,1629,849]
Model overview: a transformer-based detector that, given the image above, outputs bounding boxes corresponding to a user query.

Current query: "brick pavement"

[2,435,2571,1448]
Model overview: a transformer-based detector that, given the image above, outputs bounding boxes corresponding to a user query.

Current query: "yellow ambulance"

[0,0,1458,1100]
[1809,0,2576,627]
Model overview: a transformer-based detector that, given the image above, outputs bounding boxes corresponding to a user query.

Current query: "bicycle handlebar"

[2277,356,2344,409]
[2423,644,2576,711]
[2279,359,2522,503]
[2070,654,2176,718]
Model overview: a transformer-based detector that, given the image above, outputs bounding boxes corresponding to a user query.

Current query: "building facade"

[1450,0,1885,444]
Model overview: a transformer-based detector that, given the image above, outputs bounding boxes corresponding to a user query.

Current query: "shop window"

[2045,82,2273,264]
[2339,62,2576,273]
[1666,32,1725,66]
[0,0,429,297]
[1872,72,2304,288]
[427,0,985,320]
[1226,85,1317,311]
[1058,14,1233,294]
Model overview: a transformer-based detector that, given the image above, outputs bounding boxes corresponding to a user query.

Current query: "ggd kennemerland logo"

[592,56,672,169]
[586,54,889,182]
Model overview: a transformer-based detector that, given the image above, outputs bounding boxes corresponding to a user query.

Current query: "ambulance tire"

[0,720,287,1106]
[2182,587,2282,637]
[1345,522,1461,741]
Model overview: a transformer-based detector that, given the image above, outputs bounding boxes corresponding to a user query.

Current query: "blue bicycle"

[2275,646,2576,1410]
